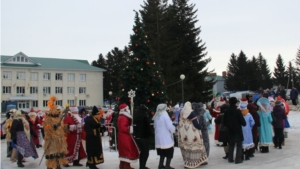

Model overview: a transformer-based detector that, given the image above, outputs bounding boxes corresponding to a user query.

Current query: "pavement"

[1,110,300,169]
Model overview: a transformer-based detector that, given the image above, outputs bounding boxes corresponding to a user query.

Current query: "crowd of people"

[2,88,295,168]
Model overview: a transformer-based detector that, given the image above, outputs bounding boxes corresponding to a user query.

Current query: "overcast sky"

[1,0,299,76]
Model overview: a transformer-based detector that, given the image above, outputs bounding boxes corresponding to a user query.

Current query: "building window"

[68,73,75,81]
[43,100,48,107]
[16,86,25,94]
[56,100,63,106]
[79,74,86,81]
[30,87,38,94]
[43,87,51,94]
[79,87,86,94]
[43,73,51,80]
[79,100,86,106]
[32,100,38,107]
[2,86,11,94]
[17,72,25,79]
[31,72,38,80]
[55,87,63,94]
[3,71,12,79]
[67,87,75,94]
[67,100,75,106]
[55,73,63,80]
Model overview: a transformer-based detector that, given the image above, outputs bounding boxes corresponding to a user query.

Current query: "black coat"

[84,116,104,165]
[133,109,152,139]
[11,118,37,143]
[224,106,246,142]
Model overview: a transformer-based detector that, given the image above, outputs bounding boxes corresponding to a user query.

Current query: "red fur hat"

[119,103,128,110]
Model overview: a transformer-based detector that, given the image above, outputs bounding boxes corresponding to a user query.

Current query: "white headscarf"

[152,104,167,120]
[181,101,193,119]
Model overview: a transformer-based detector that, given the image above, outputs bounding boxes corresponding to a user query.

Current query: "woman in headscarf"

[10,110,38,167]
[193,103,210,161]
[257,98,273,153]
[272,101,287,149]
[153,103,176,169]
[178,102,208,168]
[84,106,104,169]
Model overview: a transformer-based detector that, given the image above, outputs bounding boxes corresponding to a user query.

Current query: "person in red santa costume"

[36,110,45,146]
[118,103,139,169]
[63,106,87,167]
[211,95,226,146]
[28,108,42,148]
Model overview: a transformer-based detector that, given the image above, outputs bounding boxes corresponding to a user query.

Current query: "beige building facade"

[1,52,105,112]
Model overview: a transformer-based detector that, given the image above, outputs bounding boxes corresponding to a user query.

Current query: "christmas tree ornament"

[162,92,164,94]
[145,35,148,38]
[126,66,128,68]
[153,62,156,65]
[135,29,138,33]
[146,62,150,65]
[122,89,124,91]
[140,68,143,71]
[151,93,154,96]
[147,100,150,103]
[135,44,139,47]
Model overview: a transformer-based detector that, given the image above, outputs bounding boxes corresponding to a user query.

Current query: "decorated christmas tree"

[119,11,167,111]
[110,12,168,150]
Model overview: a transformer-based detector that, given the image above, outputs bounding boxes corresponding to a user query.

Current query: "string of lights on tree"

[119,12,167,110]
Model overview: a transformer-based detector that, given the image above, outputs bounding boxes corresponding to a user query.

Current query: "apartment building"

[1,52,105,112]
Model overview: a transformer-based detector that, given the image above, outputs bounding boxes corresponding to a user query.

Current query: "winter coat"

[247,103,261,144]
[290,88,299,100]
[117,113,139,162]
[272,105,287,128]
[258,111,273,146]
[224,106,246,142]
[241,110,255,149]
[154,112,176,149]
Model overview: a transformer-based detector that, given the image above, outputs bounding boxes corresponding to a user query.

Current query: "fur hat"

[91,106,100,115]
[229,97,238,106]
[119,103,128,110]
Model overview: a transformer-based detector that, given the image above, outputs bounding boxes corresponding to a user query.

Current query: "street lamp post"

[109,91,112,108]
[180,74,185,104]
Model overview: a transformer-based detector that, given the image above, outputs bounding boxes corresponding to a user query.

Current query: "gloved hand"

[130,126,133,134]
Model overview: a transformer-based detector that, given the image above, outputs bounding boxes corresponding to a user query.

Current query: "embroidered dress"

[178,102,207,168]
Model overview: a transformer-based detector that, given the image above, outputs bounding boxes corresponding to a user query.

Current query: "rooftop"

[1,52,105,71]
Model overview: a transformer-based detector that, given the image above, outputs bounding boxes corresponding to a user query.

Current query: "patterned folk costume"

[178,102,208,168]
[43,96,68,169]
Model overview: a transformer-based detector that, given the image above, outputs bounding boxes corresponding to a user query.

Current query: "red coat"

[30,116,41,145]
[64,113,87,162]
[117,113,139,163]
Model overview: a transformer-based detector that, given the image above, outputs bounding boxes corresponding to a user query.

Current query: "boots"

[73,160,83,166]
[119,161,124,169]
[223,153,228,159]
[17,154,24,167]
[244,151,250,160]
[123,162,134,169]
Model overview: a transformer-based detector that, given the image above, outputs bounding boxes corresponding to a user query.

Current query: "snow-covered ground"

[1,110,300,169]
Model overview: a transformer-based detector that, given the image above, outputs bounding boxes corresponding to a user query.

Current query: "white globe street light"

[109,91,112,108]
[180,74,185,104]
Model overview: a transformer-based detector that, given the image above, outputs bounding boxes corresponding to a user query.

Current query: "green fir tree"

[120,11,167,111]
[273,54,287,87]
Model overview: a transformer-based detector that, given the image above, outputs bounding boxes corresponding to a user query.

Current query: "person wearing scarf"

[117,103,139,169]
[257,98,273,153]
[153,104,176,169]
[178,102,208,168]
[84,106,105,169]
[10,110,38,167]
